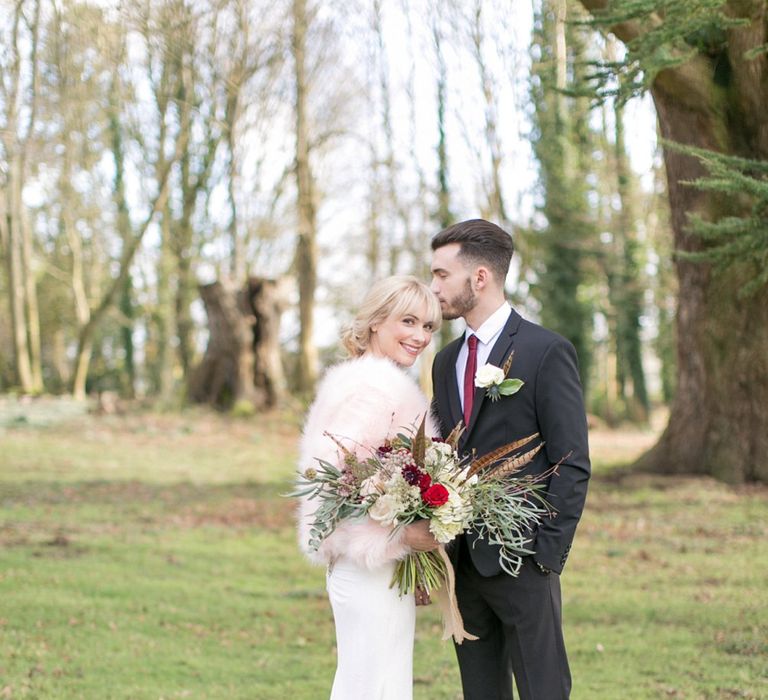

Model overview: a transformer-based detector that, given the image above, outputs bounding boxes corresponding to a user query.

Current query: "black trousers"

[453,536,571,700]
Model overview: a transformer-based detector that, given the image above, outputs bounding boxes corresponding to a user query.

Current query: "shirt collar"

[465,302,511,346]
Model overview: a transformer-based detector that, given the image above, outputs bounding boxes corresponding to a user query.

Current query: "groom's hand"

[403,520,440,552]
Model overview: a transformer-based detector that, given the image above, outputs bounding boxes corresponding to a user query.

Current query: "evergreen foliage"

[577,0,745,102]
[671,143,768,296]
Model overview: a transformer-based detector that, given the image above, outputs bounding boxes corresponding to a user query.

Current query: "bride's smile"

[367,302,436,367]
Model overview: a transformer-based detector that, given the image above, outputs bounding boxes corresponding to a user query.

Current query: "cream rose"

[368,494,400,527]
[475,363,505,388]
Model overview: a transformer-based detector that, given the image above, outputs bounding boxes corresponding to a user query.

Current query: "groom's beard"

[440,279,476,321]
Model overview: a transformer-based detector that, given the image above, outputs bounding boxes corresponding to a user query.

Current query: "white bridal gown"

[326,555,415,700]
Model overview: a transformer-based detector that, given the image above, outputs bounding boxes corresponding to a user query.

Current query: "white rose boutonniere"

[475,351,524,402]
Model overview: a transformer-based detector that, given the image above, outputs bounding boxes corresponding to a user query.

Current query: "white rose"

[368,494,400,528]
[475,363,505,388]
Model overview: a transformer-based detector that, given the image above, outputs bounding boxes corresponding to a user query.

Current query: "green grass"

[1,409,766,699]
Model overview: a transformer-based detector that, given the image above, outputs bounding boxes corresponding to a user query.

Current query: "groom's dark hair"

[431,219,514,284]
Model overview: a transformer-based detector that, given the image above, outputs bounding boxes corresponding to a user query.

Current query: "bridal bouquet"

[292,417,555,596]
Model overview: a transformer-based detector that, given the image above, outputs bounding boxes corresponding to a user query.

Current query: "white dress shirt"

[455,302,512,409]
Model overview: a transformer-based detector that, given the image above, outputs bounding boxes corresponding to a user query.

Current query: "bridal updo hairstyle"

[341,275,442,358]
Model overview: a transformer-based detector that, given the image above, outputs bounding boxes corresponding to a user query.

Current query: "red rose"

[422,483,449,507]
[418,473,432,492]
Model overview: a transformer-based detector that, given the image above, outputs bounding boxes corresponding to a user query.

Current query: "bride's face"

[368,301,435,367]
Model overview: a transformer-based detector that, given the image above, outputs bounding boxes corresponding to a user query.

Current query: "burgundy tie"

[463,334,478,426]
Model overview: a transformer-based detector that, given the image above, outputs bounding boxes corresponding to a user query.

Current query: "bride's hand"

[403,519,440,552]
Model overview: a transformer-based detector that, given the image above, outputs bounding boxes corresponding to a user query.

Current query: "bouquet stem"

[391,549,449,596]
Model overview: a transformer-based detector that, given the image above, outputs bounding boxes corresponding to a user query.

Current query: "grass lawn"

[0,404,766,699]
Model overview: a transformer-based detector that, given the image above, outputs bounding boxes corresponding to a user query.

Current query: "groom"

[430,219,590,700]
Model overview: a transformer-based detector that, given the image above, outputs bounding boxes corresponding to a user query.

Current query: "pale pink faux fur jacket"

[297,354,437,569]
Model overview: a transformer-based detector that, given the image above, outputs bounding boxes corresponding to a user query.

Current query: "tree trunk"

[156,212,177,404]
[578,0,768,482]
[433,20,453,232]
[4,157,34,392]
[67,199,92,401]
[634,90,768,483]
[531,0,595,391]
[433,17,456,349]
[248,278,288,407]
[293,0,319,393]
[471,1,508,224]
[20,204,43,392]
[189,278,286,410]
[109,73,136,398]
[613,97,649,421]
[1,0,42,394]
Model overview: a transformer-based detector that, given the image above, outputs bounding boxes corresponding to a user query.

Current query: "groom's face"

[430,243,477,321]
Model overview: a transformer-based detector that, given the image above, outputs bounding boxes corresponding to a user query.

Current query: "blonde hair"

[341,275,442,358]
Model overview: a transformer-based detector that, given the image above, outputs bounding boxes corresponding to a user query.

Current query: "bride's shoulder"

[317,355,420,399]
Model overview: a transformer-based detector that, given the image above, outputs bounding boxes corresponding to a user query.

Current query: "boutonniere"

[474,351,524,402]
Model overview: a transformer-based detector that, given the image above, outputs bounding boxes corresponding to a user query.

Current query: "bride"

[297,275,443,700]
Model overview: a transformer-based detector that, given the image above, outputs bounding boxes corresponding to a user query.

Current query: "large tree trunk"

[579,0,768,483]
[189,278,286,410]
[635,90,768,483]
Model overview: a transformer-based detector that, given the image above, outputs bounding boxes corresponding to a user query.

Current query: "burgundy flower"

[418,473,432,492]
[422,483,449,507]
[377,444,393,454]
[402,464,423,486]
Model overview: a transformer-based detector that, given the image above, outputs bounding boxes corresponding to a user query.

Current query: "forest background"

[2,0,767,483]
[1,0,767,697]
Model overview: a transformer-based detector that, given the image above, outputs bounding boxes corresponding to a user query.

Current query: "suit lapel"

[463,309,523,442]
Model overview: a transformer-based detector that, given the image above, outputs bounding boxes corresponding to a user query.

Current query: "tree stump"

[189,278,287,410]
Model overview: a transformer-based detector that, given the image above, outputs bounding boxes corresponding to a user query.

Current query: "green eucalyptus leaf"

[498,378,524,396]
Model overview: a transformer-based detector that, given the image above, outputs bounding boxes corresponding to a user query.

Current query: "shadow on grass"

[0,479,296,547]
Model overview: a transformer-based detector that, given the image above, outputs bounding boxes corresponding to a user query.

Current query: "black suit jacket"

[432,307,590,575]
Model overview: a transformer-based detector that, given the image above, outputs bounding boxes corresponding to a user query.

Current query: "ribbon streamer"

[431,545,478,644]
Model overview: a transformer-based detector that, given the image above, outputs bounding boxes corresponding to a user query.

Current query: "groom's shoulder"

[518,316,575,353]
